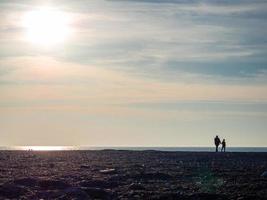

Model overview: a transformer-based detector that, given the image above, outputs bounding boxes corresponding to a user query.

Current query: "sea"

[0,146,267,152]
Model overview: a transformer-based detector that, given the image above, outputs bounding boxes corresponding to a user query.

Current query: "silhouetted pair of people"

[214,135,226,152]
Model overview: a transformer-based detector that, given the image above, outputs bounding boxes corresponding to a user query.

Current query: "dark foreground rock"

[0,183,29,198]
[39,179,71,190]
[0,150,266,199]
[59,187,90,200]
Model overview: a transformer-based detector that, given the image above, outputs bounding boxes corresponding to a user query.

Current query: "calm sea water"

[0,146,267,152]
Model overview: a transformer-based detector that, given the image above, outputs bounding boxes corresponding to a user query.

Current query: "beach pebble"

[80,179,118,188]
[189,193,226,200]
[99,168,116,174]
[39,179,70,190]
[80,165,90,169]
[49,163,55,168]
[83,187,113,199]
[60,187,90,200]
[13,177,38,187]
[128,183,145,190]
[0,184,29,198]
[261,171,267,177]
[134,172,172,180]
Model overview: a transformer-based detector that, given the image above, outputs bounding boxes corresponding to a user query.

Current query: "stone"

[99,168,117,174]
[79,179,118,188]
[261,171,267,177]
[59,187,90,200]
[0,184,29,198]
[13,177,38,187]
[80,165,91,169]
[134,172,172,180]
[49,163,55,168]
[128,183,145,190]
[39,179,71,190]
[83,187,113,199]
[189,193,227,200]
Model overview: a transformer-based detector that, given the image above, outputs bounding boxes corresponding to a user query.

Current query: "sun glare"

[23,7,71,46]
[20,146,70,151]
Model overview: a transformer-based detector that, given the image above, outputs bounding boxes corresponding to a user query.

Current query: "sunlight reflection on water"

[16,146,75,151]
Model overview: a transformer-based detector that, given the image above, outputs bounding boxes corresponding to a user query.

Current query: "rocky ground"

[0,150,266,199]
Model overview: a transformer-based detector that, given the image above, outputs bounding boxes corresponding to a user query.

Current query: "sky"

[0,0,267,147]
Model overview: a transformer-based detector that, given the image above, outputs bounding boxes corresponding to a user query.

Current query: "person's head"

[223,139,225,142]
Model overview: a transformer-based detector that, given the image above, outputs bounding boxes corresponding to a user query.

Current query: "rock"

[157,193,186,200]
[99,168,117,174]
[83,187,113,199]
[59,187,90,200]
[79,179,118,188]
[39,179,71,190]
[80,165,90,169]
[0,184,29,198]
[261,171,267,177]
[108,174,129,182]
[128,183,145,190]
[13,177,38,187]
[134,172,173,180]
[189,193,226,200]
[49,163,55,168]
[237,195,266,200]
[35,190,63,199]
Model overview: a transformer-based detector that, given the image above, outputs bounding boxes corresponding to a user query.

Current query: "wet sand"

[0,150,266,199]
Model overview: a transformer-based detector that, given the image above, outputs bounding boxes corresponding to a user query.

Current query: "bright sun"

[23,8,71,46]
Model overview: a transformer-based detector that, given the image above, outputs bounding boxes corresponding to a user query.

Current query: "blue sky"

[0,0,267,146]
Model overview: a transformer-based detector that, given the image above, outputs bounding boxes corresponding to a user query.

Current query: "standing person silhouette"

[221,139,226,152]
[214,135,221,152]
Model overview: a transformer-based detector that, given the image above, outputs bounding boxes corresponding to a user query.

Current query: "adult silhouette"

[214,135,221,152]
[221,139,226,152]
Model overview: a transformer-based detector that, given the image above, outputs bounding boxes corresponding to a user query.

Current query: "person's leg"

[216,145,218,152]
